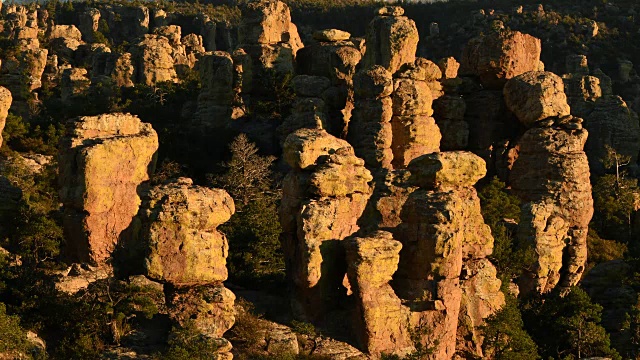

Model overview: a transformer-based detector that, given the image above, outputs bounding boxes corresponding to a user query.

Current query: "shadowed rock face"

[510,126,593,294]
[563,55,640,174]
[506,72,594,294]
[460,29,542,89]
[139,178,235,286]
[0,87,12,148]
[280,128,373,320]
[58,113,158,266]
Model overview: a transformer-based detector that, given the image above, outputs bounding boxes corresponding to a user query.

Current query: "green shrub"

[164,323,224,360]
[0,302,32,358]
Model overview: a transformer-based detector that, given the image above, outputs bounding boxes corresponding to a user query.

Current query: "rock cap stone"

[503,71,571,127]
[313,29,351,42]
[283,128,352,170]
[408,151,487,188]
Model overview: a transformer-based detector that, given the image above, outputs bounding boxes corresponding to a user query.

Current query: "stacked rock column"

[562,54,640,174]
[137,178,237,359]
[458,29,542,177]
[237,0,302,92]
[279,128,373,321]
[296,29,363,137]
[505,71,594,295]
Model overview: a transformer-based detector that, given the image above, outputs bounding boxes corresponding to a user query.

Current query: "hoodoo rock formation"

[505,71,594,295]
[296,29,363,137]
[460,29,542,89]
[362,6,419,75]
[59,113,158,266]
[563,54,640,174]
[138,178,235,285]
[281,7,506,354]
[280,128,373,320]
[238,0,301,83]
[137,177,237,360]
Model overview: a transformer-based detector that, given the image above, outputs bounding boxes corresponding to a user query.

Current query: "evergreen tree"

[524,287,620,360]
[481,295,540,360]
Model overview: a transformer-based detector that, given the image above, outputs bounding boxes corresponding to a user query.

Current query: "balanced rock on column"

[505,71,593,295]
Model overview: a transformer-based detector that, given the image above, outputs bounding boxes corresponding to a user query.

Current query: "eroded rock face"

[167,284,236,359]
[362,7,419,75]
[503,71,571,127]
[130,34,177,86]
[510,125,593,294]
[139,178,235,285]
[584,97,640,172]
[194,51,235,127]
[59,113,158,266]
[279,75,331,143]
[238,0,301,81]
[280,129,372,320]
[101,4,150,44]
[562,56,640,174]
[345,231,413,357]
[348,66,394,169]
[0,87,12,148]
[461,29,541,89]
[61,67,91,102]
[407,151,486,189]
[393,152,502,359]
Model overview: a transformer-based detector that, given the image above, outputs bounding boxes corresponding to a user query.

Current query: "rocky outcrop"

[362,6,419,75]
[278,75,331,143]
[391,61,441,168]
[49,24,84,60]
[349,59,441,170]
[562,55,640,174]
[348,66,395,169]
[280,128,373,320]
[138,178,235,285]
[194,51,235,128]
[345,231,413,357]
[391,152,501,359]
[167,285,236,339]
[433,94,468,150]
[78,8,101,42]
[0,86,12,148]
[503,71,571,127]
[61,67,91,102]
[296,29,363,137]
[100,4,150,44]
[507,72,593,294]
[129,176,237,359]
[237,0,301,82]
[461,29,542,89]
[59,113,158,266]
[167,285,236,359]
[130,34,178,86]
